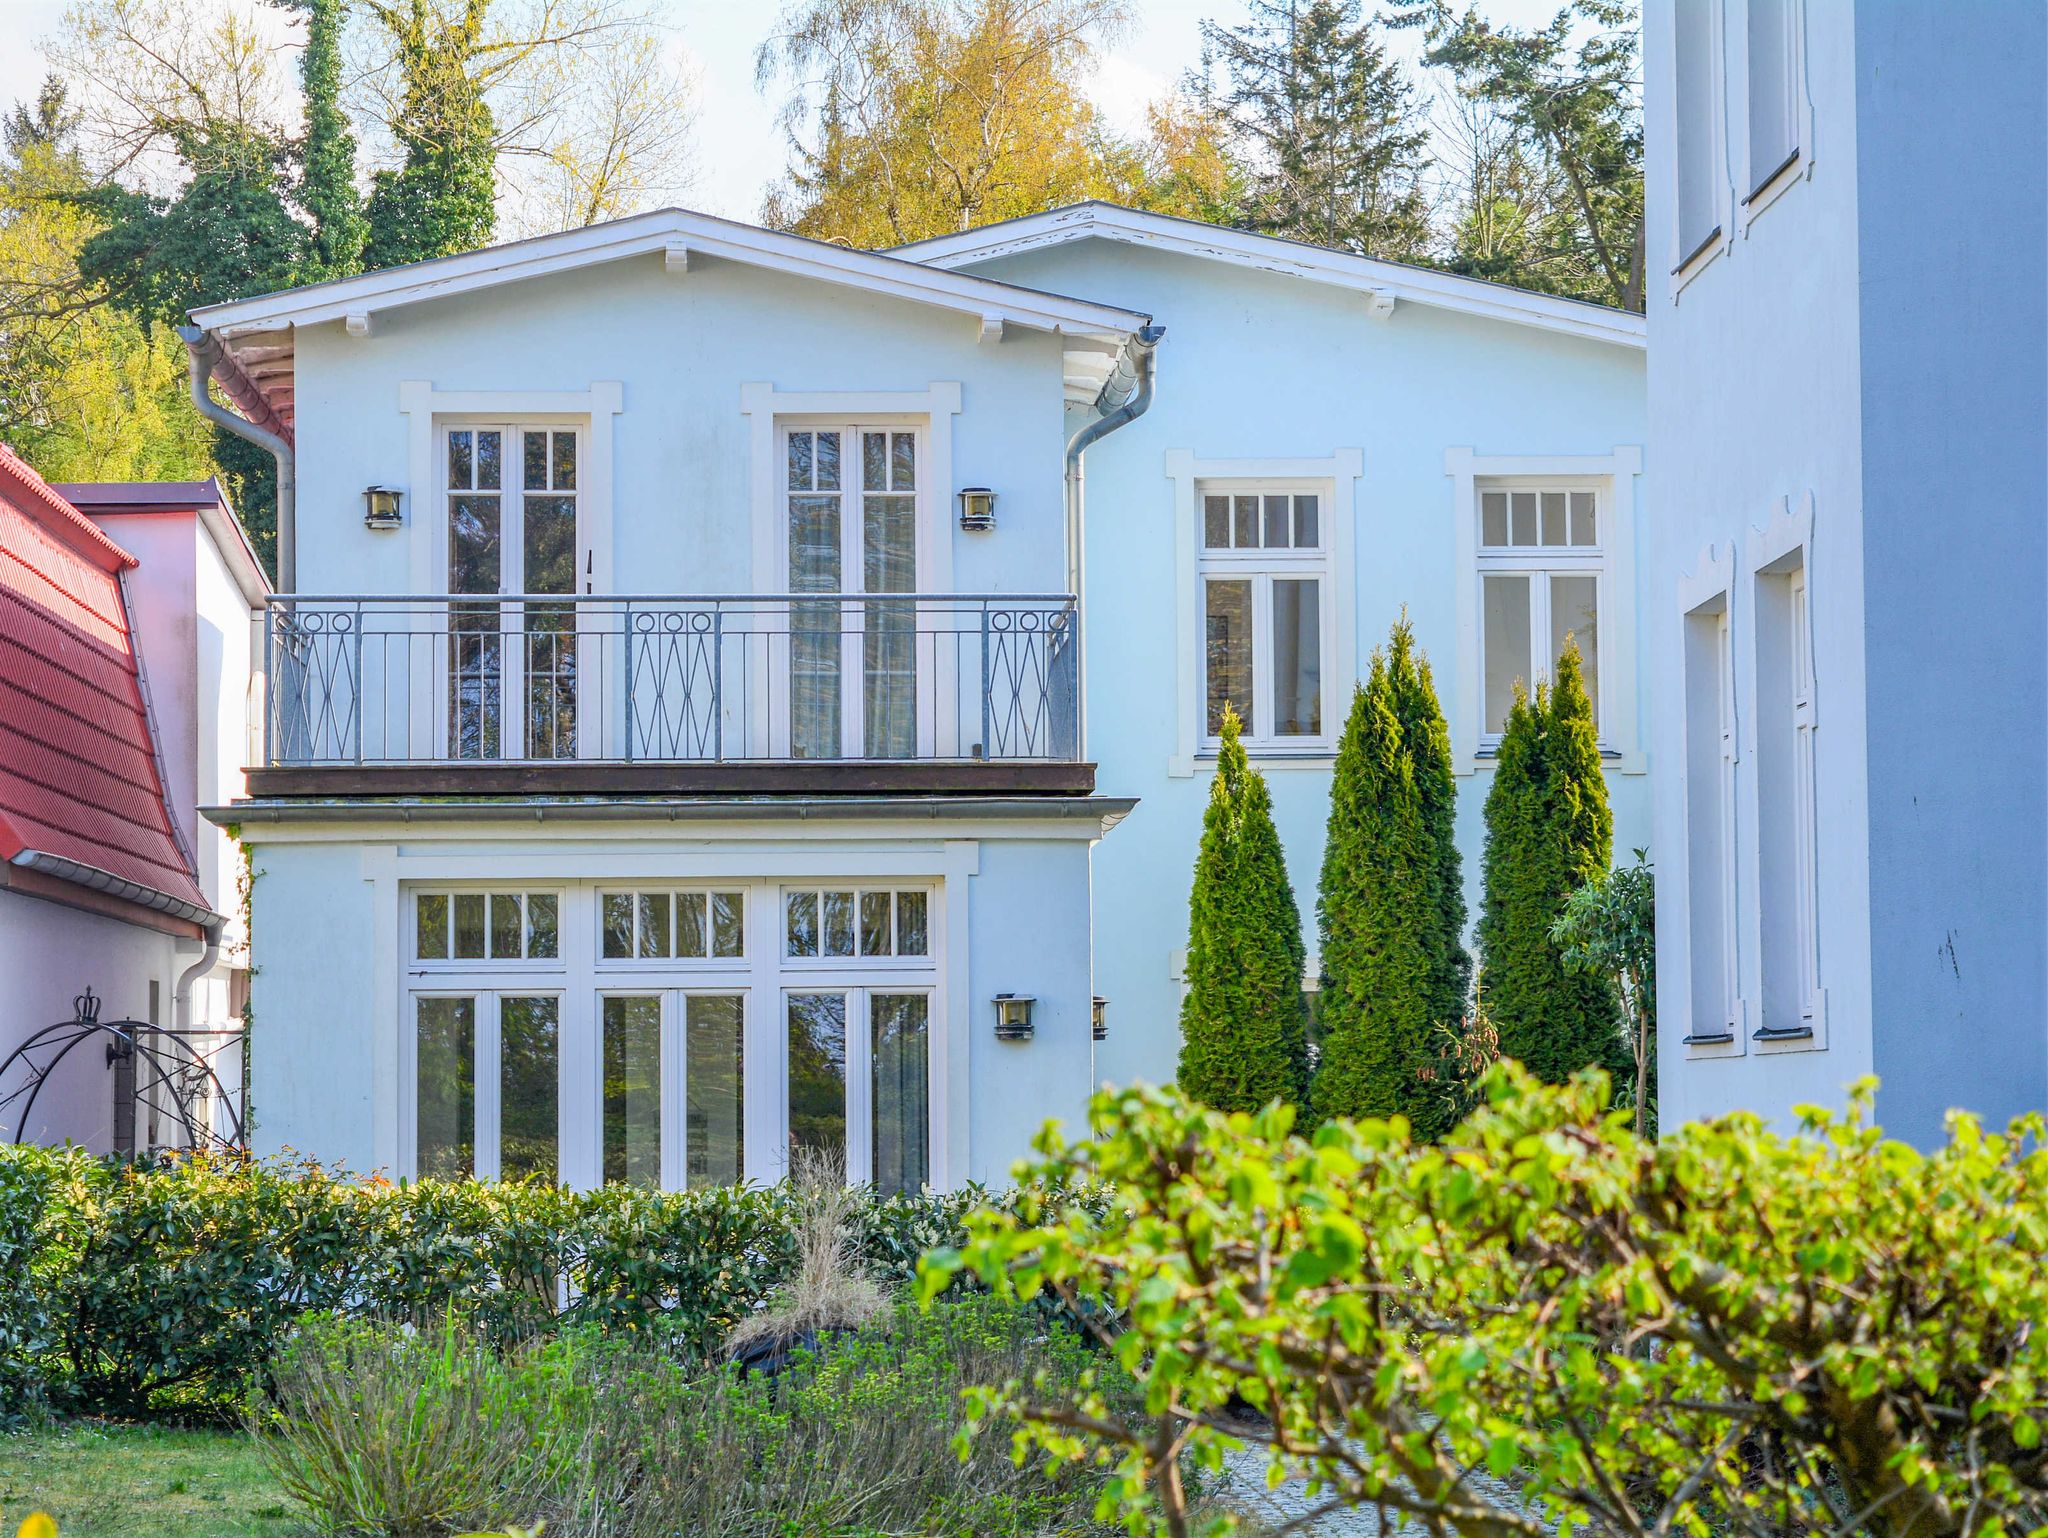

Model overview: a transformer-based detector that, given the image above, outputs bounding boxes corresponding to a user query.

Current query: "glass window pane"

[816,430,841,490]
[523,429,547,492]
[1481,491,1508,547]
[526,893,558,959]
[1483,574,1532,734]
[711,892,744,958]
[1263,494,1289,549]
[1272,579,1322,737]
[449,496,501,596]
[787,430,813,490]
[499,996,558,1184]
[1205,579,1254,736]
[859,891,892,956]
[786,891,819,957]
[862,431,886,492]
[871,994,929,1196]
[475,430,501,491]
[448,430,472,491]
[823,890,855,957]
[1203,495,1229,548]
[1551,573,1600,724]
[416,996,475,1180]
[490,893,523,958]
[896,890,928,957]
[1233,494,1258,548]
[676,892,708,958]
[638,893,672,959]
[686,994,744,1186]
[1294,495,1319,549]
[602,893,633,959]
[1541,491,1567,546]
[786,994,847,1171]
[891,431,915,490]
[553,431,576,491]
[453,893,486,959]
[416,894,449,959]
[602,995,661,1187]
[524,496,576,597]
[1510,492,1537,546]
[1570,491,1597,546]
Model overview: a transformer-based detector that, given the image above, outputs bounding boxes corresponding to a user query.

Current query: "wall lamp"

[992,992,1035,1041]
[363,485,404,530]
[1092,995,1107,1042]
[957,487,997,531]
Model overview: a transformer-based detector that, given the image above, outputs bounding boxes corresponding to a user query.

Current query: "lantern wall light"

[992,992,1035,1041]
[363,485,405,530]
[957,487,997,531]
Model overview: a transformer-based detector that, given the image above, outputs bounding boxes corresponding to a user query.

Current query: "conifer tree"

[1313,651,1435,1129]
[1475,639,1622,1084]
[1385,618,1470,1035]
[1177,706,1309,1112]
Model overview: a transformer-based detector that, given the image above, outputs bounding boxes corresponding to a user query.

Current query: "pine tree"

[1199,0,1432,258]
[362,0,498,268]
[1178,706,1309,1112]
[1385,618,1470,1036]
[1475,639,1622,1085]
[1313,652,1435,1129]
[281,0,367,281]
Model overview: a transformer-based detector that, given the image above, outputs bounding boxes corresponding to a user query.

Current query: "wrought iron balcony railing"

[262,593,1080,769]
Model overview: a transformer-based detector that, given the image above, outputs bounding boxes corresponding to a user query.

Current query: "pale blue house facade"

[1645,0,2047,1141]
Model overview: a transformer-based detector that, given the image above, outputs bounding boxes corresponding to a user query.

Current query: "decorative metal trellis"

[0,988,244,1153]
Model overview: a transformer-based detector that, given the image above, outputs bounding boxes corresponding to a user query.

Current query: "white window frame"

[1165,450,1360,776]
[777,982,937,1187]
[1475,481,1606,749]
[1196,482,1337,754]
[779,883,938,968]
[407,986,567,1184]
[593,886,750,968]
[1734,0,1814,232]
[1666,0,1734,297]
[1447,448,1643,776]
[1676,542,1746,1058]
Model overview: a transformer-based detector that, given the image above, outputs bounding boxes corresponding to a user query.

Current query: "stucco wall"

[949,240,1649,1090]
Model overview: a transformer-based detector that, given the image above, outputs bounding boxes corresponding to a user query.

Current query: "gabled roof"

[187,207,1159,431]
[893,202,1647,350]
[57,478,270,610]
[0,448,213,931]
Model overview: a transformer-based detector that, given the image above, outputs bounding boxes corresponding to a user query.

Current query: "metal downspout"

[1064,325,1164,761]
[179,326,295,592]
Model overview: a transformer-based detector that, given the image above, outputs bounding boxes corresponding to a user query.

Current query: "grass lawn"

[0,1421,299,1538]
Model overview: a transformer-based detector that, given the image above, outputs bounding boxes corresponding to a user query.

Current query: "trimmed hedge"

[0,1143,997,1416]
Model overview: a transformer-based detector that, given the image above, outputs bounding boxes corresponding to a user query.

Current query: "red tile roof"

[0,446,210,919]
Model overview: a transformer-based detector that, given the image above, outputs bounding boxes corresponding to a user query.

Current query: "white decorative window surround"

[742,383,959,596]
[1675,541,1746,1058]
[1745,492,1825,1054]
[1446,448,1643,776]
[1166,450,1360,777]
[400,381,622,596]
[1668,0,1734,297]
[1735,0,1814,233]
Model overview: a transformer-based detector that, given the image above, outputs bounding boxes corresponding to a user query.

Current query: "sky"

[0,0,1561,222]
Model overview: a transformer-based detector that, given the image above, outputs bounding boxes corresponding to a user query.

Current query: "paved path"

[1215,1444,1551,1537]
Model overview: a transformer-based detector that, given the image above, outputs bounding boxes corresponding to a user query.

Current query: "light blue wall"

[951,240,1648,1089]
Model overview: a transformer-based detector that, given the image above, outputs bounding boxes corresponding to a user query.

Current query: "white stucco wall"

[945,240,1649,1090]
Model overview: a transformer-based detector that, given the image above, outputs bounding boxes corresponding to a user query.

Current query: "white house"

[185,204,1645,1190]
[1644,1,2046,1141]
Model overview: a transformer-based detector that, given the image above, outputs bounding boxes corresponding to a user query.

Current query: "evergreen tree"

[279,0,367,281]
[1199,0,1432,258]
[1385,617,1470,1035]
[1177,706,1309,1112]
[1313,652,1435,1130]
[362,0,498,268]
[1475,640,1622,1084]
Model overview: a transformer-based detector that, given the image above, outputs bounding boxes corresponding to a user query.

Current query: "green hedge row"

[0,1145,991,1416]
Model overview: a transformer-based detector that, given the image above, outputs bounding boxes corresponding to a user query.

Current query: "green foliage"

[0,1150,1015,1416]
[1476,639,1621,1084]
[1314,620,1468,1137]
[1199,0,1432,259]
[261,1297,1130,1537]
[1554,845,1656,1133]
[1177,706,1309,1113]
[928,1072,2048,1538]
[361,0,499,268]
[278,0,367,281]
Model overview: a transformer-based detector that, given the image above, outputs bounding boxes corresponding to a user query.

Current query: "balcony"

[250,593,1088,797]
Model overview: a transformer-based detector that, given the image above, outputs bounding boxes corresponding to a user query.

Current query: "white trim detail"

[1164,449,1360,777]
[1667,0,1737,300]
[897,202,1646,349]
[1735,0,1816,236]
[1445,447,1644,775]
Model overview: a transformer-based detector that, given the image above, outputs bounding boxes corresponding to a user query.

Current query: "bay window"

[1199,487,1329,748]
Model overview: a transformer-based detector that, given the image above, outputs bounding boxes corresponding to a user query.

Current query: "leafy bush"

[261,1297,1134,1538]
[929,1070,2048,1538]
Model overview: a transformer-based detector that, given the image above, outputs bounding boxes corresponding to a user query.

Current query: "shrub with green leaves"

[929,1071,2048,1538]
[1553,846,1656,1132]
[1177,705,1310,1112]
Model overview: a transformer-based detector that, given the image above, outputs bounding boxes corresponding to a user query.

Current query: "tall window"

[1754,555,1819,1039]
[1477,485,1602,738]
[1682,599,1739,1043]
[1199,486,1327,748]
[1673,0,1722,266]
[1745,0,1800,194]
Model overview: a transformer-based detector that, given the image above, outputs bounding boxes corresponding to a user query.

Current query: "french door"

[782,425,922,760]
[784,989,930,1193]
[596,990,745,1191]
[414,990,562,1182]
[446,425,583,760]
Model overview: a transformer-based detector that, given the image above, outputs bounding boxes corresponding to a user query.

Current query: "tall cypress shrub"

[1385,619,1470,1036]
[1313,650,1436,1129]
[1476,640,1622,1084]
[288,0,368,281]
[1177,707,1309,1112]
